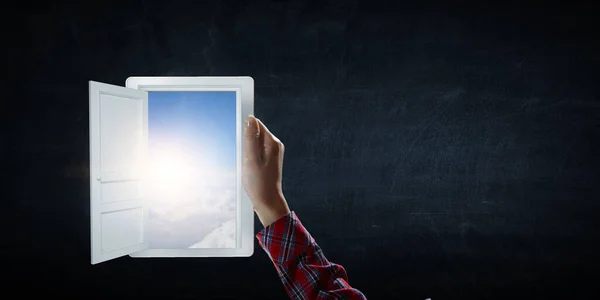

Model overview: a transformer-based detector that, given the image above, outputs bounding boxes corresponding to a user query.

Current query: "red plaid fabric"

[256,211,367,300]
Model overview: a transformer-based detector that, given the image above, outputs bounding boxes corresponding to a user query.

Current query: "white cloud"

[188,219,237,248]
[144,163,238,248]
[145,167,237,223]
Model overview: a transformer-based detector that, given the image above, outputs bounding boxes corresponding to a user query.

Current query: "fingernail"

[246,115,253,127]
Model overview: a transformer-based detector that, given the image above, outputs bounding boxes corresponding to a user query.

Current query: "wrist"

[255,198,290,228]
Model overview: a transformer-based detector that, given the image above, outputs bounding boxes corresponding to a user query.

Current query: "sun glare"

[147,145,198,192]
[142,141,235,221]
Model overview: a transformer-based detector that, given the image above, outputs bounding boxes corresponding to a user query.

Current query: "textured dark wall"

[6,0,600,299]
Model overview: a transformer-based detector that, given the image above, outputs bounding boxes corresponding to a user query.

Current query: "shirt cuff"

[255,211,315,265]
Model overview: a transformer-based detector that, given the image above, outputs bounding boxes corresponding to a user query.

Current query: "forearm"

[254,193,290,228]
[256,211,367,300]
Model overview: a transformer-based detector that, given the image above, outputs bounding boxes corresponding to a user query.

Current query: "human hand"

[242,115,290,228]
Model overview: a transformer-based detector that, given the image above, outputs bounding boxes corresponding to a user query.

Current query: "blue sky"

[148,91,237,170]
[146,91,238,249]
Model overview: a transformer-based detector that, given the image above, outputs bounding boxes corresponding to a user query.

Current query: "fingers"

[244,115,261,165]
[255,118,284,160]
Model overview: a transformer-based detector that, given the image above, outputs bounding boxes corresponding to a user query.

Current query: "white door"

[89,81,149,264]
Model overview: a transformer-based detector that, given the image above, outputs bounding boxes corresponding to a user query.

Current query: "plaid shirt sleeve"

[256,211,367,300]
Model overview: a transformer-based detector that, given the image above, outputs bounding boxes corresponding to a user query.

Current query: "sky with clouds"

[146,91,238,249]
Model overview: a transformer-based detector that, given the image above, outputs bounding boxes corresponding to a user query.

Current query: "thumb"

[255,118,283,161]
[244,115,261,165]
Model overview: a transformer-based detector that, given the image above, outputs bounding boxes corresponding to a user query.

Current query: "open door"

[89,81,149,264]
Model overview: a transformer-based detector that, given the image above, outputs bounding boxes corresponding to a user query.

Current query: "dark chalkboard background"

[5,0,600,299]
